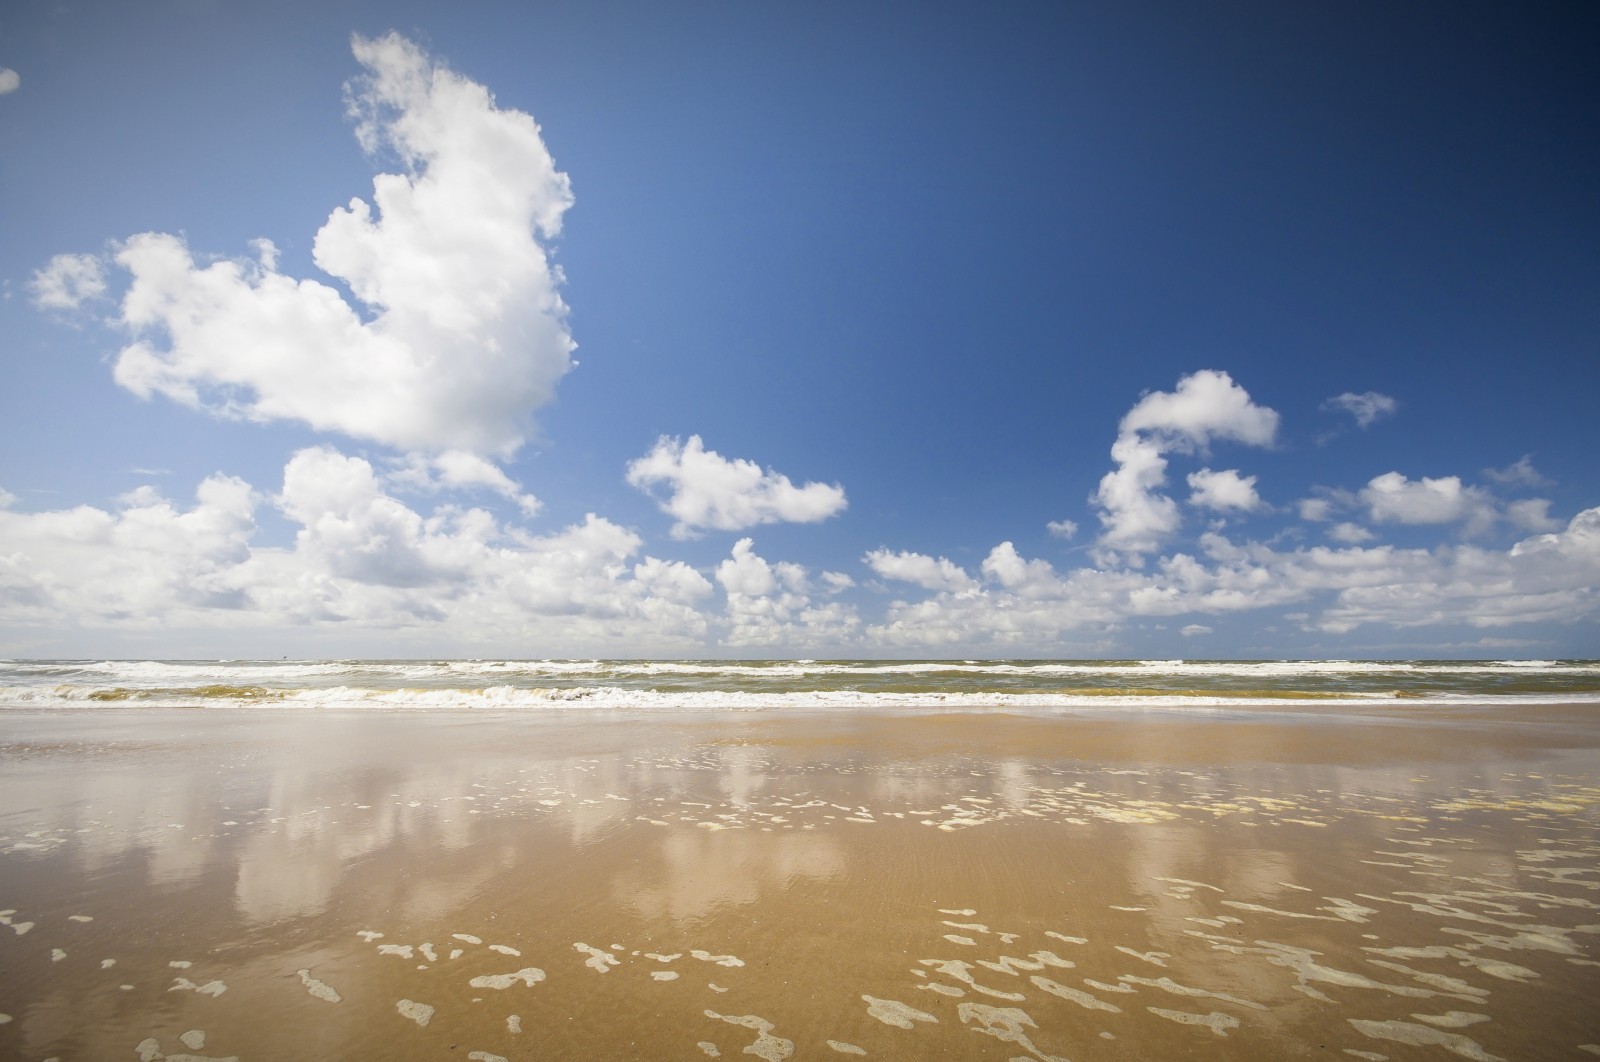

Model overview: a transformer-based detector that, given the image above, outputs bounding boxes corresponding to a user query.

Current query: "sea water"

[2,657,1598,712]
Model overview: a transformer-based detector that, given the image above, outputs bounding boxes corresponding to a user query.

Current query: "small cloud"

[1297,497,1335,522]
[820,571,856,594]
[117,484,167,507]
[1046,518,1078,539]
[1483,455,1553,490]
[1361,471,1496,534]
[129,467,173,477]
[30,253,107,311]
[1327,521,1374,544]
[1186,468,1264,512]
[0,68,19,95]
[1321,391,1397,429]
[1093,370,1279,553]
[863,548,977,593]
[626,435,846,538]
[1180,624,1212,637]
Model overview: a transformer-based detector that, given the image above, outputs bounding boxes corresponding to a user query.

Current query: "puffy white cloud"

[5,454,1597,655]
[1317,508,1600,633]
[278,447,479,590]
[979,541,1059,592]
[1046,518,1079,539]
[863,549,977,593]
[626,435,847,538]
[1119,369,1280,450]
[1180,624,1212,637]
[857,502,1600,653]
[716,538,859,648]
[1322,391,1397,428]
[633,556,714,605]
[1092,434,1180,555]
[103,33,574,456]
[29,253,107,311]
[1093,371,1278,553]
[1361,472,1495,531]
[0,68,18,95]
[0,475,258,626]
[716,538,779,597]
[0,451,716,654]
[1186,468,1263,512]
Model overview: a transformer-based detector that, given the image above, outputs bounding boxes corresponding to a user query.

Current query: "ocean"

[4,657,1598,711]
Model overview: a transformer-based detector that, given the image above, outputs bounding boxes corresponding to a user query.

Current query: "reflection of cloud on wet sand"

[616,828,847,922]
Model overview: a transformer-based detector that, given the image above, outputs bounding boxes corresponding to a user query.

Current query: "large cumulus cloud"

[100,33,575,457]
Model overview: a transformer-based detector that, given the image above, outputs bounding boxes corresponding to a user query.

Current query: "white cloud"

[0,451,714,654]
[1321,391,1397,428]
[1180,624,1212,637]
[1297,497,1334,522]
[1119,369,1280,449]
[103,33,575,456]
[1092,434,1180,555]
[388,451,541,516]
[626,435,847,538]
[0,475,258,625]
[1361,472,1495,531]
[820,571,856,593]
[1506,498,1563,533]
[860,507,1600,652]
[5,453,1597,655]
[863,549,977,593]
[1328,522,1375,544]
[1186,468,1263,512]
[1483,455,1553,489]
[1046,518,1078,539]
[1093,370,1278,553]
[1319,507,1600,633]
[0,68,18,95]
[715,538,859,648]
[716,538,778,597]
[29,254,107,311]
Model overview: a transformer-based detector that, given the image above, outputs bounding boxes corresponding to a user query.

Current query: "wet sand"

[1,701,1598,1060]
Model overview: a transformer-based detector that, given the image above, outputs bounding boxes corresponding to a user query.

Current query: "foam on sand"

[1348,1018,1504,1061]
[704,1010,794,1061]
[395,999,434,1026]
[1148,1007,1241,1036]
[468,967,546,989]
[296,969,342,1003]
[862,995,938,1029]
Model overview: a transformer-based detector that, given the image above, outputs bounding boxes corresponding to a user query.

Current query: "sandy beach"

[2,700,1598,1060]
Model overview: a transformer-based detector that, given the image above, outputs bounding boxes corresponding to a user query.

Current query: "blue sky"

[2,0,1597,658]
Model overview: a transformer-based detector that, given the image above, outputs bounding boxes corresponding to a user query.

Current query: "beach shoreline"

[2,699,1597,1059]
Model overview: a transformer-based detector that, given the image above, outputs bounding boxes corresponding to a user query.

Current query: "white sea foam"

[396,999,434,1026]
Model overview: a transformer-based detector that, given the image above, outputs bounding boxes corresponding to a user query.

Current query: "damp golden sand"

[1,701,1597,1059]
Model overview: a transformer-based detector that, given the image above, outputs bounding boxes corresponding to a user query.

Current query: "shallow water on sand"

[1,705,1597,1060]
